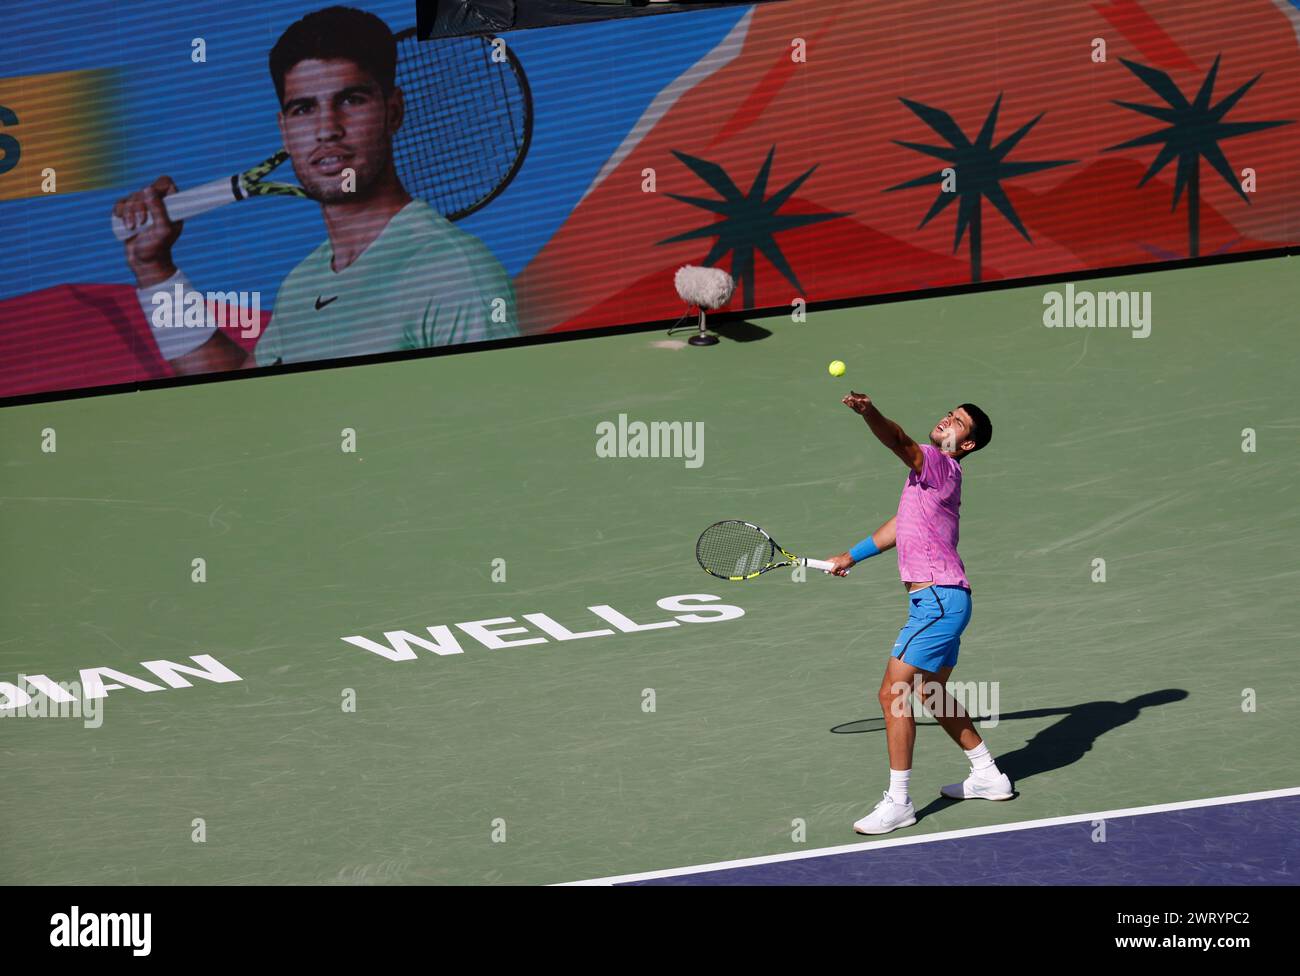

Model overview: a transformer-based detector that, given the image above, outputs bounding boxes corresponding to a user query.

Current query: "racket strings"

[696,521,778,578]
[394,34,529,220]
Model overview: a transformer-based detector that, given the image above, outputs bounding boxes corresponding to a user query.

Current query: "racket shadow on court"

[834,688,1189,822]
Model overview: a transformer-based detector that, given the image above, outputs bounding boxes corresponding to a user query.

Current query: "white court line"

[557,786,1300,885]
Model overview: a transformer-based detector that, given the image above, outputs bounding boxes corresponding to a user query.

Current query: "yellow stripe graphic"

[0,68,124,201]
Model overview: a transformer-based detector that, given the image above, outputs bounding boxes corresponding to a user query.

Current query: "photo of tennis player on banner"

[112,6,521,373]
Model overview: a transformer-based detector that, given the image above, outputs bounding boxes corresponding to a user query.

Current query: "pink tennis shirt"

[895,444,970,589]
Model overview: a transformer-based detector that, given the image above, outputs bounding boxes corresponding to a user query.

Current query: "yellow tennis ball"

[828,360,846,377]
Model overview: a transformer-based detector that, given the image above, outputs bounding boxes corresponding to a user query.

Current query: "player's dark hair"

[959,403,992,454]
[269,6,397,107]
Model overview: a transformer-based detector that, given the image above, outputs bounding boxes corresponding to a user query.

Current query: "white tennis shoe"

[940,767,1014,800]
[852,792,917,835]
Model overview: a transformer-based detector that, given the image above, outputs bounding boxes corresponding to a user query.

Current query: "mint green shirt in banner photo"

[254,200,519,366]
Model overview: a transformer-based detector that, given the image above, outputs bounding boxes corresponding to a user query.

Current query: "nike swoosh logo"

[314,296,339,310]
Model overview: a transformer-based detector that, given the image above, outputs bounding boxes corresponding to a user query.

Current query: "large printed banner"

[2,0,1298,397]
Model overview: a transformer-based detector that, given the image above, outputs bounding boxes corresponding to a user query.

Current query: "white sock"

[964,742,998,774]
[888,768,911,805]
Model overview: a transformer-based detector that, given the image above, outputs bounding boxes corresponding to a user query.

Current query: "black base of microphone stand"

[689,308,718,346]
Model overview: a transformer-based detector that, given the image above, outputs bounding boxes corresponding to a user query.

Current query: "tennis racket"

[695,520,836,581]
[111,29,532,241]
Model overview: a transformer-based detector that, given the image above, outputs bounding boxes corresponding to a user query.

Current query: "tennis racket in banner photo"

[696,520,837,581]
[110,29,532,240]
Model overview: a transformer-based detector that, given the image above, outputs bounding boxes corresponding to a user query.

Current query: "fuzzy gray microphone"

[674,265,735,310]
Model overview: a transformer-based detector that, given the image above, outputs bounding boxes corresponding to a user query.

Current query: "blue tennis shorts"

[891,585,972,671]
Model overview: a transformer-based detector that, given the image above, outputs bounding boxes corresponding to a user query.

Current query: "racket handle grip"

[110,174,241,241]
[804,558,836,572]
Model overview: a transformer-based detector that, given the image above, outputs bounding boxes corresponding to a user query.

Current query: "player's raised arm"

[116,175,248,374]
[841,392,924,473]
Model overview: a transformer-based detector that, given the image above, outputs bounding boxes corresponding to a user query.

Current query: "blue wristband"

[849,536,881,562]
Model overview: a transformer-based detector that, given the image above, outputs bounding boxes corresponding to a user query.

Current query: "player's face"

[278,59,403,203]
[930,407,975,454]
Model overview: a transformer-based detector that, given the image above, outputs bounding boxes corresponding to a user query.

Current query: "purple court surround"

[601,792,1300,886]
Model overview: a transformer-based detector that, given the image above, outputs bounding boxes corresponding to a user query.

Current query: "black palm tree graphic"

[1107,56,1292,259]
[886,95,1074,283]
[659,147,849,309]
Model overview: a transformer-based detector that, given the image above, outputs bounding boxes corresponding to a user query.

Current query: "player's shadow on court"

[832,689,1189,823]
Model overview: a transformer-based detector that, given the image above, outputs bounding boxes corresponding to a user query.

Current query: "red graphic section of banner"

[516,0,1300,333]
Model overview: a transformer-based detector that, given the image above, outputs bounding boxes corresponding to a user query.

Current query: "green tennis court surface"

[2,257,1296,885]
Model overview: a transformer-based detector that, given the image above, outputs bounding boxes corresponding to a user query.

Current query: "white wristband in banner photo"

[137,270,216,360]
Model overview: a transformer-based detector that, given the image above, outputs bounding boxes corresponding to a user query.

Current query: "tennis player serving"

[113,6,518,373]
[824,393,1011,835]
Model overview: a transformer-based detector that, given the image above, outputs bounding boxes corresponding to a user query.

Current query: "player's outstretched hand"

[826,552,855,577]
[841,391,873,416]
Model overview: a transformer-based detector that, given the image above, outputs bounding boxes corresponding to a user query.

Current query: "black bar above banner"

[415,0,773,38]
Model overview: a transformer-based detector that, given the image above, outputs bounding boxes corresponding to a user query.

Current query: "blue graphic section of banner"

[0,0,744,300]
